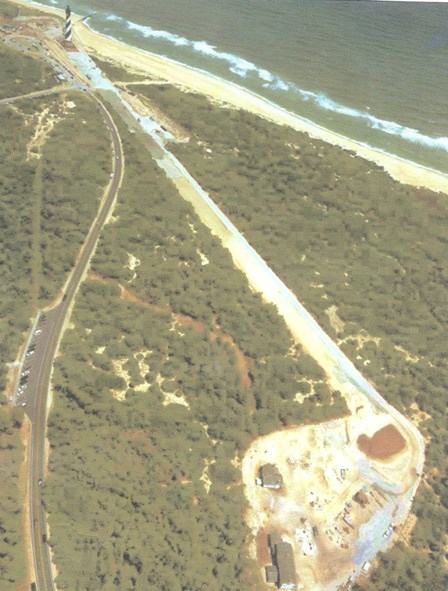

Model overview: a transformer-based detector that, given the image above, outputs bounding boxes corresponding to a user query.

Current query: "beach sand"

[8,0,448,194]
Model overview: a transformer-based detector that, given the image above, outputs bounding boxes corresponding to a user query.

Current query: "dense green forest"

[0,406,26,590]
[0,39,54,99]
[0,34,111,588]
[44,114,348,590]
[126,82,448,590]
[0,91,110,392]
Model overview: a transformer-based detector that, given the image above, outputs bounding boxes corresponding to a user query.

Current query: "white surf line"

[10,0,448,191]
[104,13,448,155]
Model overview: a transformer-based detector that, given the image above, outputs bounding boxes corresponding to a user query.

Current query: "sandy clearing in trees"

[199,458,215,494]
[87,272,253,388]
[25,106,59,160]
[325,305,345,334]
[156,372,189,408]
[111,358,131,401]
[409,402,431,428]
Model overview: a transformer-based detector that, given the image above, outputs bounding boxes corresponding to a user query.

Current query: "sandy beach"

[8,0,448,194]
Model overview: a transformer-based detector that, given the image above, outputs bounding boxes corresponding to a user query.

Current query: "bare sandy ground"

[9,0,448,195]
[242,413,412,591]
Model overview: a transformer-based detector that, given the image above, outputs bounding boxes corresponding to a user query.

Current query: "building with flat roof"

[267,534,298,590]
[275,541,298,589]
[265,564,278,585]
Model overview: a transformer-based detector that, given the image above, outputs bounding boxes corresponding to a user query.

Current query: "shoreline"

[7,0,448,194]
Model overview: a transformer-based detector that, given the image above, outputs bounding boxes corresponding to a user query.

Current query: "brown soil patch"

[357,424,406,460]
[174,313,204,333]
[255,528,270,565]
[315,542,351,585]
[212,332,252,388]
[120,286,168,314]
[125,428,149,440]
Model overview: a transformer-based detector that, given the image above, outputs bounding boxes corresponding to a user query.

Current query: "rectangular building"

[275,541,298,589]
[259,463,283,489]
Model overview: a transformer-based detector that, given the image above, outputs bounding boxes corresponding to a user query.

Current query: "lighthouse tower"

[65,5,72,42]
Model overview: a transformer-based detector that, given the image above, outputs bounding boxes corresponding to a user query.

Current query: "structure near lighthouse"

[65,5,72,41]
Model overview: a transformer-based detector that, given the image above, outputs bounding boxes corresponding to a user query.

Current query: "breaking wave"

[105,14,448,153]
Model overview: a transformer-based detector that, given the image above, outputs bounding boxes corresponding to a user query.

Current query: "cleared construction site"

[242,402,420,591]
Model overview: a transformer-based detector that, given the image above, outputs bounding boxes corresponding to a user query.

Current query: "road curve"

[27,94,123,591]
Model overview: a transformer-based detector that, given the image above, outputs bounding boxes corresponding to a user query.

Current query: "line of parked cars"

[16,314,47,406]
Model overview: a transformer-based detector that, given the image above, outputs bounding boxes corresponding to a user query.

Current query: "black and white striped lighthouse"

[65,5,72,42]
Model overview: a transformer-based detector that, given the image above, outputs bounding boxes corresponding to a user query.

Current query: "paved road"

[0,85,72,106]
[22,94,123,591]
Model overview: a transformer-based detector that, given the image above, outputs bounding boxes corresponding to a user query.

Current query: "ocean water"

[32,0,448,173]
